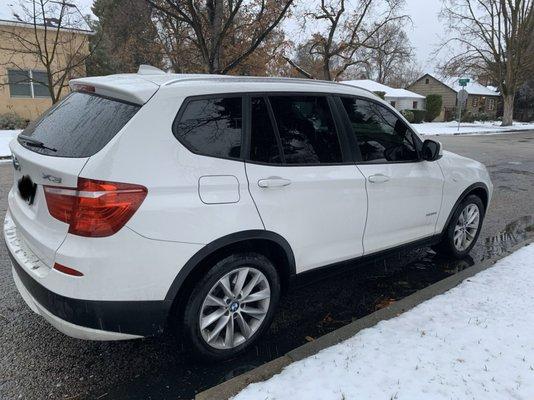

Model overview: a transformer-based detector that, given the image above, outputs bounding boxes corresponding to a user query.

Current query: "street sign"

[457,89,468,105]
[459,78,470,86]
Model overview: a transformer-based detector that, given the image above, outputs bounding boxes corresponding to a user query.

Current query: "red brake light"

[44,178,147,237]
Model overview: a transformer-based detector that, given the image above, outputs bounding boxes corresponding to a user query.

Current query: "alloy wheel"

[453,203,480,251]
[199,267,271,350]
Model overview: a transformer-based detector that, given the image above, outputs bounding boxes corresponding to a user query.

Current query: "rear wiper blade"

[18,134,57,152]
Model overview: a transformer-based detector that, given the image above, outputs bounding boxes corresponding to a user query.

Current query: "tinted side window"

[175,97,242,159]
[341,97,418,162]
[250,97,281,164]
[19,92,140,157]
[269,96,342,164]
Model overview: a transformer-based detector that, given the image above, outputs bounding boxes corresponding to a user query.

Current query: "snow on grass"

[234,243,534,400]
[414,121,534,136]
[0,130,20,158]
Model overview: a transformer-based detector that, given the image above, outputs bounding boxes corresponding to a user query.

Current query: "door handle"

[368,174,390,184]
[258,177,292,188]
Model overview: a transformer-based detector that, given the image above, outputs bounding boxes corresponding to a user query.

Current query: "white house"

[342,79,425,111]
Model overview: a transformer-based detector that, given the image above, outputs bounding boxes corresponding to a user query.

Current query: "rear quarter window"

[19,92,140,158]
[173,96,243,159]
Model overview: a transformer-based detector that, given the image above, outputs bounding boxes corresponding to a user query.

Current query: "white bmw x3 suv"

[4,68,492,360]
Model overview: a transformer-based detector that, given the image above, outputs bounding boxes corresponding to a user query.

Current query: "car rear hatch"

[8,90,145,268]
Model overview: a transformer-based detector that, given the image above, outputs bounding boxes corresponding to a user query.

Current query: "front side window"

[268,95,342,164]
[341,97,419,163]
[8,69,51,98]
[175,97,242,159]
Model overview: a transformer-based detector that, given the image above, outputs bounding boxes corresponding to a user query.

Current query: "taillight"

[44,178,147,237]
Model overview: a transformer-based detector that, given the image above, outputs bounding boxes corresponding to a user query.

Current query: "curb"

[196,238,534,400]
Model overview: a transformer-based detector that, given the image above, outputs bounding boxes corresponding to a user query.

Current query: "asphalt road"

[1,131,533,400]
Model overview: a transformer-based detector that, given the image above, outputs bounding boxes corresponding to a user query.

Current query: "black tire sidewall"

[444,195,485,258]
[182,252,280,361]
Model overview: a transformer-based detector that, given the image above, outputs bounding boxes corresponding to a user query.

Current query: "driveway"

[1,131,533,400]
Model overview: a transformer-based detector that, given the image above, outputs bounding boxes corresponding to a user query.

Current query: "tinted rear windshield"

[18,92,140,158]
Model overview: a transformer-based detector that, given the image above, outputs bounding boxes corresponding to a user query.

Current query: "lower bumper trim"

[9,250,171,338]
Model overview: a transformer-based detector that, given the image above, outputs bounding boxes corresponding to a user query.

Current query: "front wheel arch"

[441,182,489,235]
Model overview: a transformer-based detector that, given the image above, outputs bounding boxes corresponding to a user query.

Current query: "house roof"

[0,1,93,34]
[342,79,425,99]
[441,77,500,96]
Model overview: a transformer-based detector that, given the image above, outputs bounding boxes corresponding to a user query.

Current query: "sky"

[404,0,445,73]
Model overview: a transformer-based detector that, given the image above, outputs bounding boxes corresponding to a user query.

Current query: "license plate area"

[17,175,37,205]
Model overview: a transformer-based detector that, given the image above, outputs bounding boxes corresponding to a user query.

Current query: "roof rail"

[137,64,166,75]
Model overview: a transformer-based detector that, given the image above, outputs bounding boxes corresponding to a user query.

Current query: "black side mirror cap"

[422,139,442,161]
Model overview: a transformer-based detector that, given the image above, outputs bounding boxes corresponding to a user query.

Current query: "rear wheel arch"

[165,230,295,324]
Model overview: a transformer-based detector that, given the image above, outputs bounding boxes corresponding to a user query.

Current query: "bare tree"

[439,0,534,125]
[148,0,294,74]
[362,22,414,85]
[0,0,95,103]
[285,0,410,81]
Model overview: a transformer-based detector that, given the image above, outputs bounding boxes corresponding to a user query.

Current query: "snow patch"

[0,130,20,158]
[234,243,534,400]
[414,121,534,136]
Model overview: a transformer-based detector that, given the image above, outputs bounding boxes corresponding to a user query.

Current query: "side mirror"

[422,139,442,161]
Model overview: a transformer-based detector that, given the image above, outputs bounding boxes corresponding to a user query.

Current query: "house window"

[425,78,429,84]
[488,98,495,111]
[413,101,418,109]
[390,100,396,108]
[472,96,479,107]
[8,69,50,98]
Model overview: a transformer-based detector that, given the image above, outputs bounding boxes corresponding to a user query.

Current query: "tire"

[434,194,485,259]
[182,252,280,361]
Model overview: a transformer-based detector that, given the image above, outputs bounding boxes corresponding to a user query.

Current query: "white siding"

[386,96,425,111]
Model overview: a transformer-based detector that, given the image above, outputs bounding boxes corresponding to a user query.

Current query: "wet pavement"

[0,131,533,400]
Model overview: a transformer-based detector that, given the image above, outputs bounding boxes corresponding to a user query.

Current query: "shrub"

[409,109,426,123]
[373,91,386,100]
[425,94,442,122]
[476,112,490,122]
[461,111,475,123]
[0,113,28,130]
[400,109,414,123]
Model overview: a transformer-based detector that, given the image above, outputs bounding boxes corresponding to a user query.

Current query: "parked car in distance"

[4,67,493,360]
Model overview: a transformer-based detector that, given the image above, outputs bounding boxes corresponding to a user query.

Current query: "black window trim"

[245,94,286,164]
[336,94,424,165]
[171,91,424,167]
[172,91,355,167]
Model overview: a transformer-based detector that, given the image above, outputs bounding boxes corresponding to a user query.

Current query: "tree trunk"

[207,0,224,74]
[322,57,332,81]
[502,93,514,126]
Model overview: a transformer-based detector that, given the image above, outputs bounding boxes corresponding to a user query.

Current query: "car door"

[338,96,444,254]
[245,94,368,273]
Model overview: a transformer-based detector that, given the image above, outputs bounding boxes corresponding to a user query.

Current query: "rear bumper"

[9,250,170,339]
